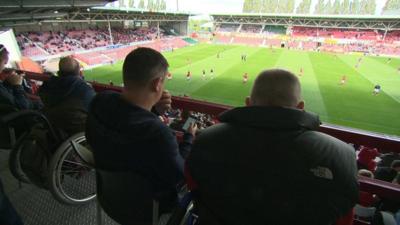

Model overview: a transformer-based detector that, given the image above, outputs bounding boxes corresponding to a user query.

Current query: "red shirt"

[359,191,375,207]
[358,147,379,171]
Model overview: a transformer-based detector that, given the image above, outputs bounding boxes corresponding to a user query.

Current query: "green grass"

[84,44,400,136]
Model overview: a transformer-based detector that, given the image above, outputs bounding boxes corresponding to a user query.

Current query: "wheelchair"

[0,109,96,205]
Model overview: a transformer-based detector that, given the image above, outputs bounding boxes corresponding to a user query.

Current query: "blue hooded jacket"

[86,91,193,207]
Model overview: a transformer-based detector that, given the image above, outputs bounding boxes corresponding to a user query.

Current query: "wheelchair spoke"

[49,133,96,205]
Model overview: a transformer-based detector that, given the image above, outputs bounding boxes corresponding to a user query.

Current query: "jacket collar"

[219,106,320,131]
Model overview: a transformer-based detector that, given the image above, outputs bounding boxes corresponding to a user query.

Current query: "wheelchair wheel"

[8,132,32,184]
[48,132,96,205]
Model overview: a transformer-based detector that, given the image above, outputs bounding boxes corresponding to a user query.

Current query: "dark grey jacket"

[188,106,358,225]
[0,81,34,110]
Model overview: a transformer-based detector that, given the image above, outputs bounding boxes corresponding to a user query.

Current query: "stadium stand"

[240,24,263,33]
[2,1,400,223]
[263,25,287,35]
[74,37,188,66]
[209,14,400,56]
[16,26,174,58]
[217,24,240,32]
[291,27,383,41]
[17,29,111,55]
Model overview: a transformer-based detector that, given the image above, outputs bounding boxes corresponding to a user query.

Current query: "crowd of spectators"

[291,27,400,43]
[217,24,240,32]
[355,145,400,223]
[17,27,168,57]
[240,24,262,33]
[111,27,161,44]
[166,109,217,131]
[17,28,111,55]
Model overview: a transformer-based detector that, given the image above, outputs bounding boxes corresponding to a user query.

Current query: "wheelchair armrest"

[0,110,44,124]
[0,110,59,142]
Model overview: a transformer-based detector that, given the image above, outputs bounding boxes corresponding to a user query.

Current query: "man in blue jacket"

[38,56,96,135]
[86,47,196,224]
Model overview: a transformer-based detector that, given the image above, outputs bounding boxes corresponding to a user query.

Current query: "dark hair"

[0,44,8,56]
[391,160,400,169]
[123,47,168,88]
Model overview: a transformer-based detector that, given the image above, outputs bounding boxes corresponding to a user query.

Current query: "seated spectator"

[358,169,379,207]
[86,47,196,223]
[38,57,95,135]
[357,146,380,172]
[0,45,37,110]
[378,152,400,168]
[374,160,400,183]
[374,160,400,214]
[187,69,358,225]
[0,45,24,225]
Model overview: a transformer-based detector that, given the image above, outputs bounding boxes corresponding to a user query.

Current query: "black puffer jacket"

[188,106,358,225]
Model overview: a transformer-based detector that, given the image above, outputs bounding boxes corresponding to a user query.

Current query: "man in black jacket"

[0,45,35,110]
[187,69,358,225]
[86,47,196,224]
[38,57,95,135]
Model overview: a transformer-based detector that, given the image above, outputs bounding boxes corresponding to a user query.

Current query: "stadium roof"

[211,13,400,20]
[0,0,116,8]
[212,13,400,30]
[0,4,189,27]
[0,0,117,25]
[92,6,192,16]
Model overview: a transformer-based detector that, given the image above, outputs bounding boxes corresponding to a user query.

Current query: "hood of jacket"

[219,106,321,131]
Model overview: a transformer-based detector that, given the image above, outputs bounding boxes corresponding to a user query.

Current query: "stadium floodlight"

[87,8,91,12]
[54,10,58,14]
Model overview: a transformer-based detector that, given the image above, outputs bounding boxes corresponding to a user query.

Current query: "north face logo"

[310,166,333,180]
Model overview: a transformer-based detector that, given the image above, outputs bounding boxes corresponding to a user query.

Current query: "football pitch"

[84,44,400,136]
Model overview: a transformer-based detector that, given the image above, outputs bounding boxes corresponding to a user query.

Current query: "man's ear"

[245,96,251,106]
[296,100,305,110]
[150,77,164,93]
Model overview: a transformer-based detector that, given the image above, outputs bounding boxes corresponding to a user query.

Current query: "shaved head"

[58,57,80,77]
[249,69,302,108]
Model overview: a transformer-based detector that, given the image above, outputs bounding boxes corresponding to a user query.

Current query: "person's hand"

[187,122,198,137]
[154,90,172,114]
[5,71,23,86]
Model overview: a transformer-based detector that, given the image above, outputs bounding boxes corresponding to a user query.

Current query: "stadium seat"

[354,204,377,219]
